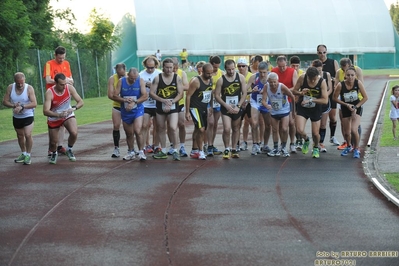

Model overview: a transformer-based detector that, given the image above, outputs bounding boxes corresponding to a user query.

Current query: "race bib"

[271,99,282,111]
[124,96,137,109]
[202,91,212,103]
[257,94,263,105]
[213,98,221,108]
[343,90,358,103]
[145,96,156,107]
[162,100,176,110]
[226,96,239,107]
[303,95,316,108]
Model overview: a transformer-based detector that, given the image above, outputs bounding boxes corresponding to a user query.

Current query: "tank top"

[251,73,267,109]
[140,69,161,108]
[221,73,241,107]
[322,58,336,80]
[120,76,143,114]
[48,85,73,122]
[271,67,295,88]
[156,73,178,110]
[340,79,360,105]
[112,73,121,108]
[266,83,290,115]
[300,74,323,111]
[190,76,213,110]
[211,68,223,108]
[10,83,34,119]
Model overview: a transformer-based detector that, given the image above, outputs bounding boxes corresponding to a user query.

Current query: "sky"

[50,0,395,33]
[49,0,135,33]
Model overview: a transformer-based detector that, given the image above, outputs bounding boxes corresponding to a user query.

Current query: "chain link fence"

[2,49,112,107]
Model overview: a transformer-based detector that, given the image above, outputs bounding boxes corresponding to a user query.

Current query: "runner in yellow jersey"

[107,63,127,158]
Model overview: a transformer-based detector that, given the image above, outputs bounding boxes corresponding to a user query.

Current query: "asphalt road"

[1,76,398,266]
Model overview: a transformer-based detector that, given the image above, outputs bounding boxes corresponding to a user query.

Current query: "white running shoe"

[138,150,147,161]
[290,144,296,154]
[198,151,206,160]
[112,147,120,158]
[123,151,135,160]
[281,148,290,157]
[330,136,340,146]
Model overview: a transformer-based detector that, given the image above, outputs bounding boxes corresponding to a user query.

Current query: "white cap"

[237,58,248,65]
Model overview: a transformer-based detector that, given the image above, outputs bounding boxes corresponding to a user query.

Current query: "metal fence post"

[37,49,45,103]
[76,48,85,99]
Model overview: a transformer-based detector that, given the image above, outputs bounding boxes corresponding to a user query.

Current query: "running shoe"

[240,141,248,151]
[319,143,327,153]
[179,146,188,157]
[66,149,76,162]
[14,154,26,163]
[23,155,31,165]
[47,150,52,158]
[337,142,347,150]
[112,147,120,158]
[123,151,135,160]
[290,144,296,154]
[281,148,290,157]
[145,145,154,153]
[341,146,351,156]
[49,152,58,164]
[312,147,320,158]
[57,146,67,155]
[353,148,360,159]
[330,136,340,146]
[302,139,310,154]
[153,150,167,159]
[267,149,281,157]
[172,151,180,161]
[138,150,147,161]
[212,146,223,155]
[262,145,271,153]
[256,144,261,154]
[207,145,214,157]
[295,139,303,151]
[222,149,230,159]
[231,149,240,158]
[203,144,208,153]
[198,151,206,160]
[167,145,174,155]
[190,150,200,159]
[251,144,258,155]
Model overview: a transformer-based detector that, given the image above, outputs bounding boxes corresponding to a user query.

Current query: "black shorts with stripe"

[189,108,208,129]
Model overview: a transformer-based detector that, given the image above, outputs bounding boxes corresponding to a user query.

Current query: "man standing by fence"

[43,46,74,157]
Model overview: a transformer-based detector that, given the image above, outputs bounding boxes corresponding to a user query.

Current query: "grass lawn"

[0,96,113,142]
[380,79,399,192]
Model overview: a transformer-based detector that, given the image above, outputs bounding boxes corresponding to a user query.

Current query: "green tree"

[0,0,32,99]
[389,2,399,33]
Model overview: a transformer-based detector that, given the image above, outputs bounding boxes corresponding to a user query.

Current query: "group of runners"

[3,44,369,165]
[106,44,368,161]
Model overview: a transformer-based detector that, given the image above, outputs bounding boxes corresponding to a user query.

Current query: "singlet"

[120,77,143,115]
[271,67,295,88]
[10,83,34,119]
[190,76,213,110]
[176,69,187,106]
[221,73,241,107]
[48,85,73,122]
[140,68,161,108]
[112,74,121,108]
[300,74,323,110]
[340,79,360,105]
[211,68,224,108]
[251,73,268,112]
[43,60,72,89]
[321,58,336,80]
[266,83,290,116]
[156,73,178,110]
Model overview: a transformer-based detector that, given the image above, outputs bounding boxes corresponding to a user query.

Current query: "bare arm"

[2,84,14,108]
[68,85,84,110]
[181,71,189,91]
[356,67,364,84]
[137,79,148,104]
[107,75,116,100]
[356,80,368,108]
[238,74,247,106]
[185,77,199,120]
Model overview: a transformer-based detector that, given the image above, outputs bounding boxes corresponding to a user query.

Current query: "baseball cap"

[237,58,248,65]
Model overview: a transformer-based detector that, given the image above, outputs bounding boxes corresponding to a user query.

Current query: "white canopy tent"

[133,0,395,56]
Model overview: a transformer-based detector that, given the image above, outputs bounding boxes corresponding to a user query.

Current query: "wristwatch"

[237,104,241,109]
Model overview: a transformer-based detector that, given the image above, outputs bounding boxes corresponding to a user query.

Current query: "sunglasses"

[146,66,155,69]
[318,51,326,54]
[237,65,247,68]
